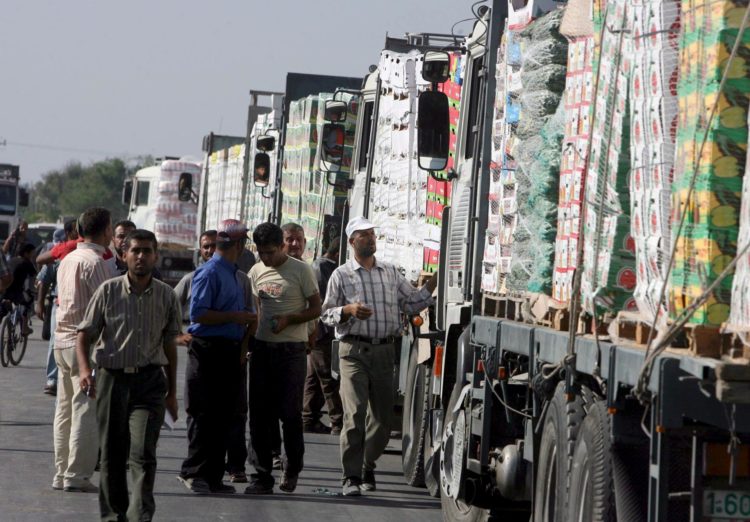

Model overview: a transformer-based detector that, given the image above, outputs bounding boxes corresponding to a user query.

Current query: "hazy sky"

[1,1,475,184]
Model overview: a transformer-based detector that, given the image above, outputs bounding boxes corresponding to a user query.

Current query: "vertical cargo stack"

[670,0,750,328]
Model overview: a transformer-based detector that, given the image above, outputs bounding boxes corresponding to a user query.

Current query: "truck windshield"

[0,185,17,215]
[135,181,150,206]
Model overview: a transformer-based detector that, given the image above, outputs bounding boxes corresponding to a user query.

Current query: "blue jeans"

[45,304,58,385]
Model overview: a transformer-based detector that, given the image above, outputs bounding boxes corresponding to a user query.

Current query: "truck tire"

[402,345,429,487]
[440,382,490,522]
[424,407,441,497]
[533,382,587,522]
[567,399,616,522]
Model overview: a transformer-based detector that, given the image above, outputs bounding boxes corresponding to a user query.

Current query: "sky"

[0,0,475,184]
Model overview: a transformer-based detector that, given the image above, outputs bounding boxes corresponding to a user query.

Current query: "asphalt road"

[0,321,441,521]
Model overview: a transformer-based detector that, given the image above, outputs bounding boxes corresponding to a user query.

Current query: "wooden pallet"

[611,311,655,345]
[671,324,731,359]
[417,271,434,287]
[481,293,525,321]
[536,306,570,331]
[578,313,610,337]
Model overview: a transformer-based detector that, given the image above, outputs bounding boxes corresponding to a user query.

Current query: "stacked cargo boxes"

[729,108,750,336]
[424,52,463,273]
[670,0,750,327]
[628,0,680,321]
[580,0,638,316]
[552,36,594,304]
[368,49,431,282]
[153,160,202,247]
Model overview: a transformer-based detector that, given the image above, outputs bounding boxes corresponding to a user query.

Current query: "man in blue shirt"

[178,219,257,495]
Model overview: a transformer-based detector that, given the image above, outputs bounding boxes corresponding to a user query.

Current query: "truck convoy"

[0,164,29,243]
[189,0,750,519]
[123,158,201,285]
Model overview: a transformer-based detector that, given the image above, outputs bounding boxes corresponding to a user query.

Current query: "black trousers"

[302,341,343,429]
[248,340,306,480]
[226,362,248,474]
[180,336,242,486]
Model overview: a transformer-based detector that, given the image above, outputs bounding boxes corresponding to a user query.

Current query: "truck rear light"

[434,344,444,378]
[411,315,424,327]
[705,443,750,478]
[498,367,507,380]
[477,359,485,373]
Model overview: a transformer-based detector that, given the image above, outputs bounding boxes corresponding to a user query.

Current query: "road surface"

[0,321,441,521]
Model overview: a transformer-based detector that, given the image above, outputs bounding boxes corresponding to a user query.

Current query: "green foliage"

[26,157,141,223]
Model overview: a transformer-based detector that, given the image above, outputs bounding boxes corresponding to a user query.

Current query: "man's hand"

[271,315,290,334]
[165,392,178,422]
[176,333,192,347]
[344,302,374,320]
[234,311,257,326]
[35,303,45,321]
[79,367,96,399]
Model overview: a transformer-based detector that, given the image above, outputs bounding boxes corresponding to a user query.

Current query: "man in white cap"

[321,216,437,496]
[178,219,257,495]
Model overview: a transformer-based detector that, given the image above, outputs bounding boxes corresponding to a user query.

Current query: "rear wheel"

[402,344,429,487]
[567,400,616,522]
[533,382,586,522]
[9,313,28,366]
[0,316,11,368]
[439,382,489,522]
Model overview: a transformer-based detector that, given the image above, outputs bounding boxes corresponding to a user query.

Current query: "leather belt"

[344,335,399,346]
[105,364,161,374]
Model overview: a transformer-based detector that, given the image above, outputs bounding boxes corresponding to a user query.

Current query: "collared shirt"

[55,242,118,350]
[321,257,434,339]
[187,253,246,340]
[175,269,254,322]
[78,275,181,369]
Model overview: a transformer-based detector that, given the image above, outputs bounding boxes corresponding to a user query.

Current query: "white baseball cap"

[345,216,376,237]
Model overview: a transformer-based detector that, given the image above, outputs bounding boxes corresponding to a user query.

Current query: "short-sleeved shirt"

[78,275,181,369]
[175,268,254,322]
[187,253,246,340]
[249,256,319,343]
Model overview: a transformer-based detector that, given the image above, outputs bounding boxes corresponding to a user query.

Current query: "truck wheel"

[424,405,441,497]
[533,382,586,522]
[440,382,490,522]
[567,400,616,522]
[402,344,428,487]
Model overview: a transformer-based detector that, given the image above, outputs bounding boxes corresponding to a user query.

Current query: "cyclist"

[5,243,37,335]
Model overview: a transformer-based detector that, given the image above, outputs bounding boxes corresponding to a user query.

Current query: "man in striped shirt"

[52,207,117,493]
[76,229,180,521]
[321,217,437,496]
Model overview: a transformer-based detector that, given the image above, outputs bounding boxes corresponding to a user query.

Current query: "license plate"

[704,490,750,520]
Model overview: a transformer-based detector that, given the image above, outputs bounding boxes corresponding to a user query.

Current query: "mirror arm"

[429,168,457,182]
[325,172,354,190]
[260,185,272,199]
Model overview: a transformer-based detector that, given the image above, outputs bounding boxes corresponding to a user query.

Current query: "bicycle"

[0,300,30,367]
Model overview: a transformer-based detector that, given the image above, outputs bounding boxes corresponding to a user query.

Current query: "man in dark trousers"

[304,238,344,435]
[246,222,321,495]
[178,219,256,494]
[76,229,180,521]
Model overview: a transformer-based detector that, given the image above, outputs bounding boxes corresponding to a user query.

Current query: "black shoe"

[43,384,57,396]
[361,469,376,491]
[303,420,331,434]
[244,474,274,495]
[279,472,298,493]
[209,482,236,494]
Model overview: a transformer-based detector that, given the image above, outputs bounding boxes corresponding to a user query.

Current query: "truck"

[0,164,30,242]
[122,158,201,285]
[190,73,361,257]
[359,1,750,521]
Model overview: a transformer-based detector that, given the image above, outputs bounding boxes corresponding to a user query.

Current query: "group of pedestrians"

[40,207,436,520]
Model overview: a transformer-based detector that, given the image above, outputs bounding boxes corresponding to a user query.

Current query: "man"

[52,207,117,493]
[321,217,437,496]
[76,229,180,522]
[246,222,321,495]
[3,220,28,258]
[174,229,252,483]
[5,243,37,334]
[305,238,344,435]
[112,220,136,274]
[37,221,77,395]
[178,219,256,495]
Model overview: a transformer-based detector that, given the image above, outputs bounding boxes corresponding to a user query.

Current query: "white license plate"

[704,490,750,520]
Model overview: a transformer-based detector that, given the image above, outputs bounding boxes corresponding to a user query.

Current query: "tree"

[26,157,145,223]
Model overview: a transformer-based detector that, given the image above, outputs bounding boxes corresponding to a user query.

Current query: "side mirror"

[122,179,133,206]
[18,188,29,207]
[254,152,271,187]
[256,135,276,152]
[324,100,347,123]
[422,51,451,84]
[417,91,450,171]
[320,123,346,172]
[178,173,193,202]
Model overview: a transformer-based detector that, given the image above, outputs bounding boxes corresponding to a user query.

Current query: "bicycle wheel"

[9,313,27,366]
[0,316,12,368]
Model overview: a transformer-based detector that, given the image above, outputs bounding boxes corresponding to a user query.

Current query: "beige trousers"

[338,339,395,479]
[53,346,99,488]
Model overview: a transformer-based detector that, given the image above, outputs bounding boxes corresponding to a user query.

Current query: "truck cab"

[122,158,202,285]
[0,164,29,243]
